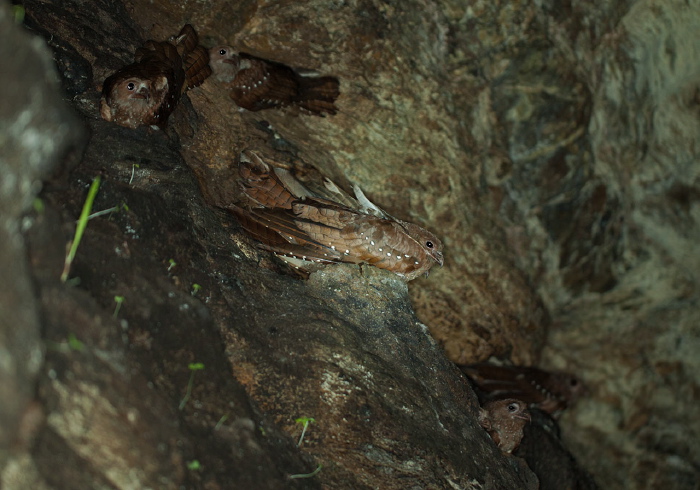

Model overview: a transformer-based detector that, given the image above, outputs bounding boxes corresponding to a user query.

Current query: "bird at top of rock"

[478,398,531,454]
[229,150,444,281]
[460,363,585,417]
[209,46,340,116]
[100,24,212,129]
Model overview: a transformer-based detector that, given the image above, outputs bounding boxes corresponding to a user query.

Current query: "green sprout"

[61,176,101,282]
[67,333,84,351]
[33,198,45,214]
[13,5,25,23]
[191,283,202,296]
[129,164,140,185]
[179,362,205,410]
[214,414,228,431]
[113,296,124,318]
[289,464,322,479]
[186,460,201,471]
[87,201,128,220]
[295,416,315,447]
[45,334,84,353]
[168,259,177,272]
[87,207,116,220]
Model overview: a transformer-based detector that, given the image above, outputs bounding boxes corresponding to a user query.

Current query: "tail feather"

[231,205,341,259]
[173,24,198,57]
[299,76,340,100]
[230,206,290,247]
[297,76,339,115]
[184,46,212,89]
[135,40,178,62]
[299,99,338,116]
[134,41,183,78]
[238,150,298,209]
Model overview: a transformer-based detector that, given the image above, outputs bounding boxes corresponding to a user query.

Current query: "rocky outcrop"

[2,0,698,488]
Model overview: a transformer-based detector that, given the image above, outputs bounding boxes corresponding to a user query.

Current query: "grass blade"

[61,176,101,282]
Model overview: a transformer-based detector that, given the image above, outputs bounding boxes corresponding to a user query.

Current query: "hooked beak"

[434,251,444,267]
[515,412,532,422]
[132,86,150,100]
[223,58,237,65]
[423,252,444,278]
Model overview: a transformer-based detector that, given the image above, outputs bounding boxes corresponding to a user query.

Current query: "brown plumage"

[460,363,585,416]
[100,24,212,129]
[478,398,531,454]
[514,409,600,490]
[230,150,444,281]
[209,46,339,116]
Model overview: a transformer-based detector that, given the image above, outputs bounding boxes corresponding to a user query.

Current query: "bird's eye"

[219,48,227,56]
[507,403,519,412]
[126,82,135,91]
[426,241,434,249]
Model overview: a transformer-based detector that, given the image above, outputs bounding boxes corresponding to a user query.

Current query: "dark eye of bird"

[126,82,135,91]
[507,403,518,412]
[426,241,434,249]
[219,48,227,56]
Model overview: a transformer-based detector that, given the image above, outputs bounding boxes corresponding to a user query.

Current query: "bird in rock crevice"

[100,24,212,129]
[209,46,339,116]
[478,398,531,454]
[460,363,585,417]
[229,150,444,281]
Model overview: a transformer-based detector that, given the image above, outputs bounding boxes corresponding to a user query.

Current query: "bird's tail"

[173,24,198,57]
[297,76,340,116]
[238,150,302,209]
[172,25,212,90]
[184,46,212,89]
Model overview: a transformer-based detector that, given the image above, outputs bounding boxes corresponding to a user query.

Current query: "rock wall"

[1,0,698,488]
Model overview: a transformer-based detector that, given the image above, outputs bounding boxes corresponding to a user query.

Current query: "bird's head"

[118,78,151,100]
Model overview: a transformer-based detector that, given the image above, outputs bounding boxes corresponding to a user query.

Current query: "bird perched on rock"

[478,398,531,454]
[209,46,339,116]
[514,409,600,490]
[460,363,585,417]
[100,24,212,128]
[229,150,443,281]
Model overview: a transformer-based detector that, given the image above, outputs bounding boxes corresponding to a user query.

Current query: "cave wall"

[1,0,699,488]
[538,1,700,486]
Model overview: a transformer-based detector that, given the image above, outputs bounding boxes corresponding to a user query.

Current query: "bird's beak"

[424,252,444,277]
[434,251,444,267]
[133,86,150,100]
[223,58,237,64]
[515,412,532,422]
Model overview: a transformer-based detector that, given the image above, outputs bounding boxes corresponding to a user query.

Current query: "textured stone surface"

[0,1,84,474]
[489,0,700,488]
[3,0,699,488]
[6,0,546,487]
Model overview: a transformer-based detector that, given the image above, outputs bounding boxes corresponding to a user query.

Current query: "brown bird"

[515,409,600,490]
[460,363,585,417]
[229,150,444,281]
[100,24,212,129]
[478,398,531,454]
[209,46,339,116]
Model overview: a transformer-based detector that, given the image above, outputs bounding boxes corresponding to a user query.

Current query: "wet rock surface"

[2,0,699,488]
